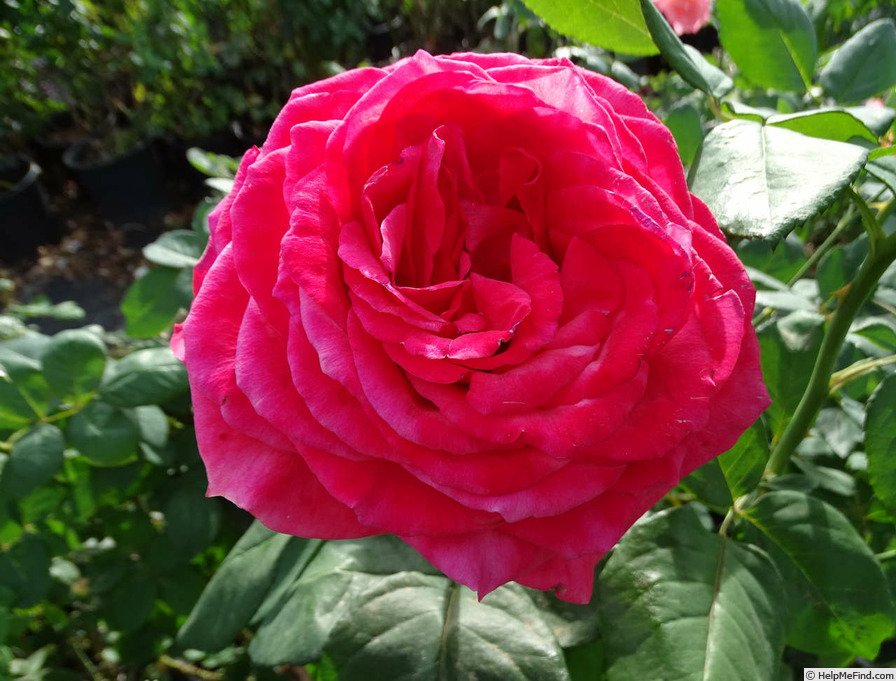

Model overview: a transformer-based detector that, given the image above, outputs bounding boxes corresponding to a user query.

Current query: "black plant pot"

[63,137,169,228]
[0,155,60,263]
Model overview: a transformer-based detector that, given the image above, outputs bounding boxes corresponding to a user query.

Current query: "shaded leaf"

[122,267,193,339]
[664,104,704,166]
[0,348,50,430]
[758,311,826,439]
[743,491,896,658]
[0,424,64,501]
[67,401,139,467]
[639,0,732,98]
[820,19,896,103]
[866,375,896,519]
[718,419,770,499]
[40,329,106,405]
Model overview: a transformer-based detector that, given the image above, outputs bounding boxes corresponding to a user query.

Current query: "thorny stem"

[766,227,896,476]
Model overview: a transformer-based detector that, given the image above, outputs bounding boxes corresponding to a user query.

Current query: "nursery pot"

[0,154,60,263]
[63,137,168,227]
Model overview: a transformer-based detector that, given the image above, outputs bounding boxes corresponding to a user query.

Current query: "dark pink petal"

[192,391,370,539]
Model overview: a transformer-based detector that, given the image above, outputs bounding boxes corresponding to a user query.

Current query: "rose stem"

[766,208,896,477]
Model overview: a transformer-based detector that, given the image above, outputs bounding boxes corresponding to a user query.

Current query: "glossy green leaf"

[521,0,657,56]
[178,522,306,652]
[182,525,578,678]
[664,104,704,166]
[820,19,896,103]
[122,267,193,339]
[866,375,896,519]
[718,420,770,498]
[40,329,106,405]
[0,348,50,430]
[768,110,877,143]
[0,424,64,501]
[326,575,568,681]
[639,0,732,98]
[100,347,189,408]
[689,120,868,239]
[758,311,825,440]
[142,229,206,268]
[716,0,816,92]
[598,506,787,681]
[743,491,896,658]
[67,401,139,467]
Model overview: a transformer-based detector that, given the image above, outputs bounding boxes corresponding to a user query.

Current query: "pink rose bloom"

[173,51,768,603]
[653,0,713,35]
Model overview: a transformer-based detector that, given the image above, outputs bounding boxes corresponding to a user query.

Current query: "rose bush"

[173,50,769,603]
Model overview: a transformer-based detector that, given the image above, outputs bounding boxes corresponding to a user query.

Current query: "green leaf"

[716,0,816,93]
[142,229,206,268]
[0,535,50,608]
[737,234,807,284]
[638,0,732,98]
[847,105,896,137]
[813,399,864,459]
[101,568,157,632]
[718,420,770,499]
[866,375,896,519]
[820,19,896,104]
[743,490,896,658]
[816,234,870,300]
[99,347,189,408]
[598,506,787,681]
[325,576,568,681]
[247,536,439,666]
[0,348,50,429]
[758,311,826,440]
[122,267,193,339]
[679,458,734,510]
[0,424,64,501]
[767,110,878,144]
[40,329,106,405]
[664,104,704,166]
[67,401,139,467]
[521,0,657,56]
[186,147,239,179]
[689,120,868,239]
[866,155,896,195]
[164,482,220,554]
[183,525,578,678]
[178,522,300,652]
